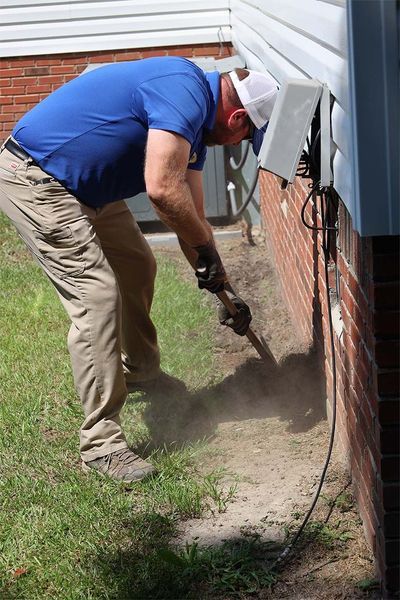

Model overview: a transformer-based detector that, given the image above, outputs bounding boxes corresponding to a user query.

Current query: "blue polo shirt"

[12,57,219,207]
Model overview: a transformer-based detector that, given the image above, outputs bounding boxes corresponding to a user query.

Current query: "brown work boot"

[126,371,187,396]
[82,448,155,482]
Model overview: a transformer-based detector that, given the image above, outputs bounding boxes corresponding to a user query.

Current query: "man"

[0,56,277,483]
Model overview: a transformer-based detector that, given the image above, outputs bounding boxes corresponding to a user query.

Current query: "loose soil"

[150,230,379,599]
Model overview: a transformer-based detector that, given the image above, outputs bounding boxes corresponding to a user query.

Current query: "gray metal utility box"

[126,146,227,221]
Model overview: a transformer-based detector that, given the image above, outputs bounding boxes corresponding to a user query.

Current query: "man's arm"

[177,168,214,269]
[145,129,210,248]
[145,129,251,332]
[182,167,253,335]
[181,170,237,291]
[145,128,226,293]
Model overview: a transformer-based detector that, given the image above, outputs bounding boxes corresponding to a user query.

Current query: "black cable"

[310,129,321,172]
[299,147,311,178]
[296,149,310,177]
[300,181,337,232]
[270,187,338,570]
[229,141,250,171]
[228,166,260,218]
[271,126,338,565]
[300,181,320,229]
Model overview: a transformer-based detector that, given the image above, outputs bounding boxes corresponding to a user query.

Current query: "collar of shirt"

[204,71,220,131]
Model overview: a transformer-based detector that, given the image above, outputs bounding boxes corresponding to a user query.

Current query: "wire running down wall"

[230,0,351,224]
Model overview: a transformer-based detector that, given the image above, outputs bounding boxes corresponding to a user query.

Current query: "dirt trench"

[147,231,378,599]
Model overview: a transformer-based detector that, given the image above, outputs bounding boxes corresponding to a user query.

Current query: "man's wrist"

[193,239,214,254]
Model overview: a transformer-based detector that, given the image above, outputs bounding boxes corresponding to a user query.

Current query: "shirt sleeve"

[187,145,207,171]
[134,73,209,146]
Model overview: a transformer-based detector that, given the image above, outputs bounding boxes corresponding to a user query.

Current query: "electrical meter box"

[258,78,322,183]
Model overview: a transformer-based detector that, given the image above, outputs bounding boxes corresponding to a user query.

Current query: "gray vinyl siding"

[0,0,231,58]
[230,0,351,219]
[2,0,397,234]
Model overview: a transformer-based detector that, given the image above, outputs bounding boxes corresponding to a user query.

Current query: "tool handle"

[216,290,277,364]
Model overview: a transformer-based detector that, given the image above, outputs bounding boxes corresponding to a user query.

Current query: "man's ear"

[227,108,248,130]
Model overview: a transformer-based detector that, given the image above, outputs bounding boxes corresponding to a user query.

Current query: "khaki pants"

[0,143,160,460]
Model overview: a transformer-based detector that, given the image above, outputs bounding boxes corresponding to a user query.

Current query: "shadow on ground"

[90,518,281,600]
[132,348,326,453]
[92,351,379,600]
[89,512,379,600]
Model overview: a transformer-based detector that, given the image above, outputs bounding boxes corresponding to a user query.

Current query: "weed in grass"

[356,578,380,592]
[145,472,205,518]
[202,470,238,513]
[290,509,303,521]
[142,446,236,519]
[292,520,353,549]
[334,491,354,513]
[320,485,354,518]
[157,536,277,597]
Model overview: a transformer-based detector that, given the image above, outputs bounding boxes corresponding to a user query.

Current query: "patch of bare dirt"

[149,231,378,599]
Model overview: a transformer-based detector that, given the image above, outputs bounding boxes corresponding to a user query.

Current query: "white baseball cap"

[229,69,278,129]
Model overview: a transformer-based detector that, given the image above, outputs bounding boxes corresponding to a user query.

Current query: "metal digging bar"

[217,290,278,366]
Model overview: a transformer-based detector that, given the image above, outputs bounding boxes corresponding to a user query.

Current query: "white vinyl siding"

[0,0,231,58]
[3,0,394,234]
[230,0,350,215]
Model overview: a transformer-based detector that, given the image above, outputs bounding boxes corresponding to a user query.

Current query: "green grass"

[157,536,277,598]
[287,489,357,553]
[0,212,242,599]
[151,257,217,389]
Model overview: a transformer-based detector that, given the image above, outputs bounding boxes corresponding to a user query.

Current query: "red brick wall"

[260,171,400,597]
[2,40,398,595]
[0,43,232,141]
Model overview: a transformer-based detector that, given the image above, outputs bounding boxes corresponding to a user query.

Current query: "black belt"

[4,137,56,185]
[5,138,34,162]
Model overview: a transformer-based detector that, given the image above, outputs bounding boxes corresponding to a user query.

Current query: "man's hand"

[216,291,252,336]
[194,241,226,293]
